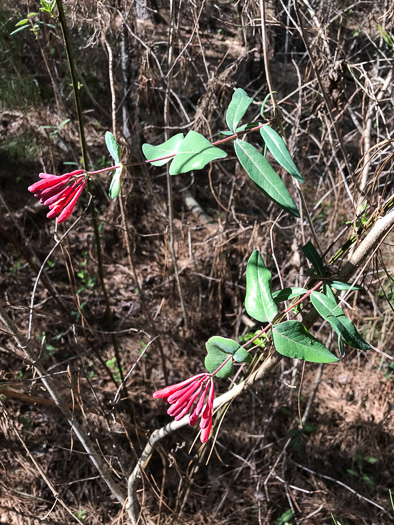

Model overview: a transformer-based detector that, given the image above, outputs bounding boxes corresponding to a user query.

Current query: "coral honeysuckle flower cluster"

[28,170,88,224]
[153,373,215,443]
[28,133,123,223]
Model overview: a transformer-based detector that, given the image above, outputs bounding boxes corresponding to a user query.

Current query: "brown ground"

[0,1,393,524]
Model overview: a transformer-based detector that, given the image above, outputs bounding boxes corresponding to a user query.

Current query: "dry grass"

[0,0,393,523]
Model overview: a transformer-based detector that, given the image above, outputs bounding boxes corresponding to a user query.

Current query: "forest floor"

[1,1,394,524]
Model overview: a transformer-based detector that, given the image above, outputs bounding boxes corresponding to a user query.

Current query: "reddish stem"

[125,123,269,169]
[88,164,122,176]
[211,123,267,147]
[243,280,323,348]
[210,280,324,377]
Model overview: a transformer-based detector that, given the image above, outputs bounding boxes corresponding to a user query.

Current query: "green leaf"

[329,280,362,292]
[338,335,345,357]
[10,25,30,35]
[260,125,305,183]
[142,133,184,166]
[245,250,278,323]
[220,122,260,136]
[323,283,336,303]
[233,346,251,363]
[302,241,325,276]
[109,166,122,199]
[105,131,121,164]
[225,88,253,133]
[362,474,375,489]
[205,336,251,379]
[378,24,394,47]
[260,92,274,119]
[234,139,300,218]
[365,456,378,464]
[272,287,308,303]
[310,292,370,350]
[169,131,227,175]
[239,331,267,349]
[59,118,70,129]
[276,509,294,525]
[15,19,29,27]
[272,320,339,363]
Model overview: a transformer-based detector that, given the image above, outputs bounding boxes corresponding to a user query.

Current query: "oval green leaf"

[260,126,304,183]
[10,24,30,35]
[272,287,308,303]
[169,131,227,175]
[302,241,325,277]
[323,283,336,302]
[310,292,370,350]
[15,19,29,27]
[142,133,184,166]
[220,122,261,136]
[109,166,122,199]
[105,131,121,164]
[272,320,339,363]
[245,250,278,323]
[233,346,251,364]
[329,280,362,292]
[205,336,251,379]
[225,88,253,133]
[234,139,300,218]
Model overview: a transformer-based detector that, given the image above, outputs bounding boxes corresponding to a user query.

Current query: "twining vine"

[28,86,370,444]
[8,1,393,523]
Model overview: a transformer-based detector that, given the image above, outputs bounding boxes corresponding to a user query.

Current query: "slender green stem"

[164,0,189,329]
[55,0,127,392]
[55,1,88,168]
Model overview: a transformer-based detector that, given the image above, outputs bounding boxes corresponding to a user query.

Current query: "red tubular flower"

[153,374,215,443]
[28,170,87,223]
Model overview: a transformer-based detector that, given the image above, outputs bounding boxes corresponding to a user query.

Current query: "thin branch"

[55,0,125,397]
[164,0,189,329]
[126,206,394,523]
[294,462,392,517]
[126,351,282,523]
[0,307,128,514]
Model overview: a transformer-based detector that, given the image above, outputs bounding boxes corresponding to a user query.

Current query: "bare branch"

[0,307,128,517]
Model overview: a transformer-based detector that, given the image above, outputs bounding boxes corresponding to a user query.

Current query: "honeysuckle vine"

[27,88,371,445]
[13,2,389,523]
[28,164,122,223]
[153,278,327,443]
